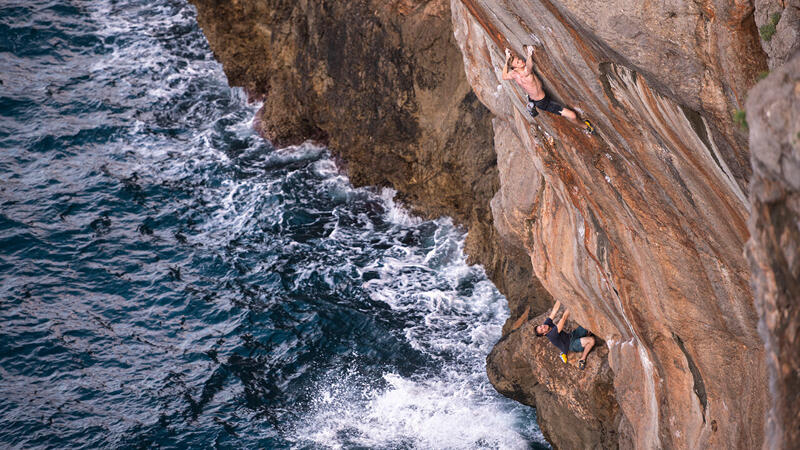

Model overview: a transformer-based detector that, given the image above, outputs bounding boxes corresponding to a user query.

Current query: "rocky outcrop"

[754,0,800,69]
[189,0,553,319]
[488,314,623,448]
[188,0,799,448]
[451,0,767,448]
[746,54,800,450]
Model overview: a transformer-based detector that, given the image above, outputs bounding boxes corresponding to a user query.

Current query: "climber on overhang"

[535,300,596,370]
[502,45,594,134]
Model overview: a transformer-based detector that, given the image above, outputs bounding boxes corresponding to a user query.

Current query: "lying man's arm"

[548,300,561,320]
[556,309,570,332]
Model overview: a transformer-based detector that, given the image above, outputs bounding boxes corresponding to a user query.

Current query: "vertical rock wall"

[449,0,768,447]
[748,2,800,447]
[188,0,800,447]
[189,0,554,320]
[746,54,800,450]
[754,0,800,69]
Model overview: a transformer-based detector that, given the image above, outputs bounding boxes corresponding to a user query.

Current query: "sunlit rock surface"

[187,0,800,448]
[451,0,768,447]
[487,314,622,448]
[746,54,800,450]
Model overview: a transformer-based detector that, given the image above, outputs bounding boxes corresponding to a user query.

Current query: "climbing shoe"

[526,96,539,118]
[583,119,595,135]
[560,353,568,364]
[578,359,586,370]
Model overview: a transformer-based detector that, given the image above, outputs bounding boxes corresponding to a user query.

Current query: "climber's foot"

[583,119,595,135]
[578,359,586,370]
[526,96,539,118]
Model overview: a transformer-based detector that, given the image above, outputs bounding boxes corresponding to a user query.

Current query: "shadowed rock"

[754,0,800,69]
[746,53,800,450]
[189,0,553,319]
[187,0,794,447]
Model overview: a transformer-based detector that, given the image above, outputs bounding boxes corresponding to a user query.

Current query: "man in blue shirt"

[534,300,595,369]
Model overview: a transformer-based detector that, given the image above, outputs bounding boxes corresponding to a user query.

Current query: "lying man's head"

[534,323,551,336]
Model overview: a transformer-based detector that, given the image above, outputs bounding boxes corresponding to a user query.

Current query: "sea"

[0,0,549,448]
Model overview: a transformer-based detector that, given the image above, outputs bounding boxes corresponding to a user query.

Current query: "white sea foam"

[168,152,547,447]
[295,369,541,450]
[380,187,422,226]
[80,1,545,443]
[290,189,547,448]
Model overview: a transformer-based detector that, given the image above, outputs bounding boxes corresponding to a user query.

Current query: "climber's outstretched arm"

[502,48,513,80]
[548,300,561,320]
[556,309,570,332]
[525,45,534,74]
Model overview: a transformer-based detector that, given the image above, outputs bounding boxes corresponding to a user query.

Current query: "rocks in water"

[188,0,798,448]
[189,0,552,318]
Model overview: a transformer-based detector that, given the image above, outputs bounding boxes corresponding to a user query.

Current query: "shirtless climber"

[502,45,594,133]
[535,300,595,370]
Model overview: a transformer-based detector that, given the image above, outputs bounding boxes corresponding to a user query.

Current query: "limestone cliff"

[488,314,621,448]
[746,53,800,450]
[189,0,552,321]
[189,0,800,448]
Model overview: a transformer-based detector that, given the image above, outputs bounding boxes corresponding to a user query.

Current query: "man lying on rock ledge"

[534,301,595,370]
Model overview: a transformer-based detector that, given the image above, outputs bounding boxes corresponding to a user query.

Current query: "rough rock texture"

[488,314,623,448]
[451,0,768,448]
[746,54,800,450]
[188,0,795,448]
[754,0,800,68]
[189,0,553,315]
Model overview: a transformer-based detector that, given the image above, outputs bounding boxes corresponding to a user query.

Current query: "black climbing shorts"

[527,95,564,117]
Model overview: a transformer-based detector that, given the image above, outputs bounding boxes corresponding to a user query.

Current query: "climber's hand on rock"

[527,45,534,57]
[505,48,512,60]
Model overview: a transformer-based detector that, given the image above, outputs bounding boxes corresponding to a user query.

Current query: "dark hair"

[534,324,548,337]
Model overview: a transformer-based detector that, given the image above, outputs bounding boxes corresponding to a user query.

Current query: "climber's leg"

[559,107,577,122]
[579,336,595,362]
[533,95,577,123]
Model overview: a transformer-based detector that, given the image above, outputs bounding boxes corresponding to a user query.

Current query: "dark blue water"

[0,1,548,448]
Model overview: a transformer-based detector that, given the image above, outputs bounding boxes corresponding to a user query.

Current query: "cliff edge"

[189,0,553,323]
[189,0,799,448]
[449,0,772,447]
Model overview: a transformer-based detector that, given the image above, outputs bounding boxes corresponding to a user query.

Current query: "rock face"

[450,0,767,447]
[746,54,800,450]
[754,0,800,69]
[189,0,553,316]
[187,0,795,448]
[488,314,623,448]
